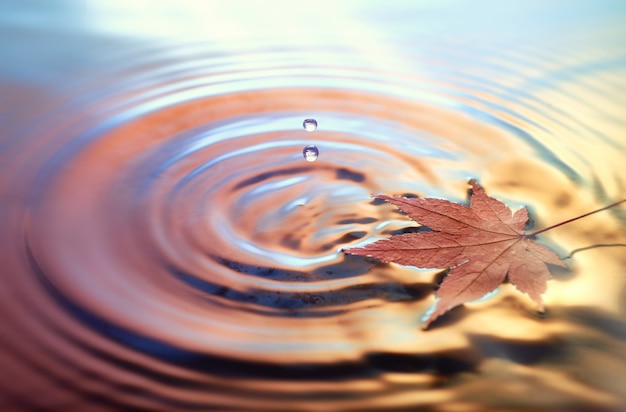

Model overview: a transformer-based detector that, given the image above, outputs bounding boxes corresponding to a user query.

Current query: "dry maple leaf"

[344,179,625,328]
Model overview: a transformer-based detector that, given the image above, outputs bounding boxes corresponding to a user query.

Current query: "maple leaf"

[344,179,568,328]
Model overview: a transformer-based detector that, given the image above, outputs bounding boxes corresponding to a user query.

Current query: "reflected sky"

[3,1,626,81]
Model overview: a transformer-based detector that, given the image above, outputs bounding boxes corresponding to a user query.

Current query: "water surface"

[1,1,626,411]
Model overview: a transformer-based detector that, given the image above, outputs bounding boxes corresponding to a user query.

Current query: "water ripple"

[2,3,626,411]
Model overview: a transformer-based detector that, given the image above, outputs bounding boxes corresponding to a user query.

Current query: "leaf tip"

[341,246,355,255]
[467,178,483,193]
[421,312,446,330]
[374,193,395,201]
[342,246,371,258]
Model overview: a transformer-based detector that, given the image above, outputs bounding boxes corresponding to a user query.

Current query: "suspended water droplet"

[302,145,319,162]
[303,118,317,132]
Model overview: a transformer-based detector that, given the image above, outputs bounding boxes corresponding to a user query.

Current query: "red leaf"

[344,179,566,328]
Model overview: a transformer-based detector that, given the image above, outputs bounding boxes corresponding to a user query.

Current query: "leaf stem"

[563,243,626,259]
[526,199,626,237]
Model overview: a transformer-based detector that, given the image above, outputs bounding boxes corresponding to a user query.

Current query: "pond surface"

[1,1,626,411]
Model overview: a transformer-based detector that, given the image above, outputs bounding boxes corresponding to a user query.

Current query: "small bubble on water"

[303,118,318,132]
[302,144,319,162]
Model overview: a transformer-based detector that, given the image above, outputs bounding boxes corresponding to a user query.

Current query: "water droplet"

[303,118,317,132]
[302,145,319,162]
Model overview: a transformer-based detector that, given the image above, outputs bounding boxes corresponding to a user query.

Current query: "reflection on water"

[1,1,626,411]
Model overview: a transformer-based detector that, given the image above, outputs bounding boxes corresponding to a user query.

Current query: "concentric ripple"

[2,3,626,411]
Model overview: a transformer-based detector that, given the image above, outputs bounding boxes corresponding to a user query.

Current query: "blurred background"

[1,1,626,411]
